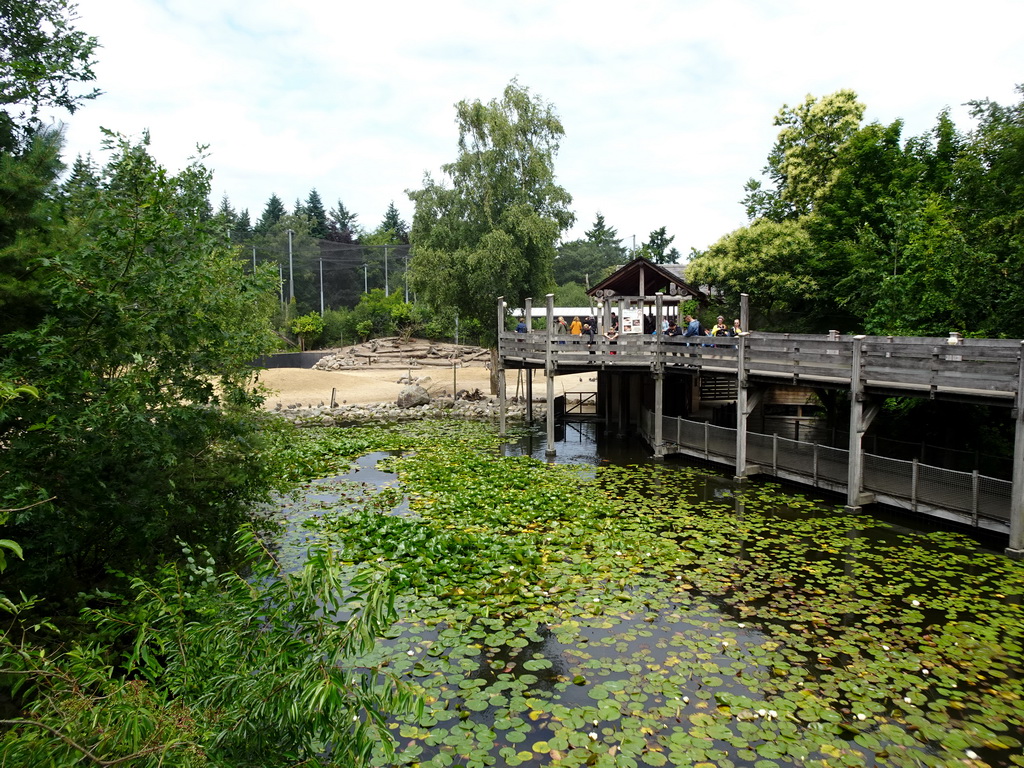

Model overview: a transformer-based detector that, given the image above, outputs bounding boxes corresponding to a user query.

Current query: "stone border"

[268,396,538,428]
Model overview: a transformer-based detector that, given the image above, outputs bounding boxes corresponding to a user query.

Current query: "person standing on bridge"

[555,316,569,342]
[604,321,619,354]
[730,319,742,336]
[570,316,583,343]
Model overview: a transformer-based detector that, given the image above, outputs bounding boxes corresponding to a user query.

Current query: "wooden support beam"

[654,370,665,459]
[846,335,876,511]
[497,296,507,436]
[735,331,763,480]
[545,293,556,457]
[1007,341,1024,559]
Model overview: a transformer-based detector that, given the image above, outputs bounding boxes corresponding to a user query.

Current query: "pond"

[273,421,1024,768]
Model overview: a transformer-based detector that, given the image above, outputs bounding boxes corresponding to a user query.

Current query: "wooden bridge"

[495,297,1024,560]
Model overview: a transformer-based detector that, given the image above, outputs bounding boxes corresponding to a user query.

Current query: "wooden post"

[526,369,533,424]
[545,294,556,457]
[734,332,762,480]
[654,371,664,459]
[1006,341,1024,559]
[524,298,534,424]
[846,335,879,512]
[497,296,507,436]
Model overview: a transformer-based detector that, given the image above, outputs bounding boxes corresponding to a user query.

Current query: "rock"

[397,385,431,408]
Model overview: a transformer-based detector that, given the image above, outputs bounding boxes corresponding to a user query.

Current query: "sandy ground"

[255,365,598,408]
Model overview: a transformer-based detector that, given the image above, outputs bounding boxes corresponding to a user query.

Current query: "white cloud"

[48,0,1023,252]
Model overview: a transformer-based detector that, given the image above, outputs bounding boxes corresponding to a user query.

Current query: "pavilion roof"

[587,257,706,304]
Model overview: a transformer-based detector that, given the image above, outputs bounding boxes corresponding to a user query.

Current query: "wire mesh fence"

[245,239,412,314]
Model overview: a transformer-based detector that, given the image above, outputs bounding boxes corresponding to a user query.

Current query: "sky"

[48,0,1022,254]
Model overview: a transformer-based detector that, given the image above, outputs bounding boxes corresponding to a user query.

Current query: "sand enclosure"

[255,361,597,409]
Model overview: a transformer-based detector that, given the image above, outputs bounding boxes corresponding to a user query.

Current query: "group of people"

[525,313,744,342]
[671,315,742,338]
[553,314,601,343]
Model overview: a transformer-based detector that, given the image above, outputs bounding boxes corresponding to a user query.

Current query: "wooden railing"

[499,331,1024,402]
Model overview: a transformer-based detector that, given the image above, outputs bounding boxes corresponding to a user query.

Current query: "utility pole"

[319,258,324,315]
[286,229,295,303]
[362,263,368,294]
[384,245,389,295]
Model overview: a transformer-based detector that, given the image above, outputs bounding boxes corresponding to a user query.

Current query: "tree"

[743,89,865,221]
[637,226,680,264]
[0,134,281,593]
[255,193,286,234]
[328,199,360,243]
[304,187,328,239]
[686,219,821,330]
[378,200,408,244]
[291,310,324,350]
[0,1,99,336]
[553,212,626,286]
[408,80,574,342]
[0,0,99,132]
[0,126,64,334]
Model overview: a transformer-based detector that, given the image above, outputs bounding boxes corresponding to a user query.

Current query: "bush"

[0,529,420,767]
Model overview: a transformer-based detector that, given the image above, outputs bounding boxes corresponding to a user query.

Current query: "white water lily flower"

[738,623,746,628]
[856,713,867,721]
[911,599,920,607]
[407,650,415,656]
[904,696,912,703]
[767,710,777,719]
[589,732,598,740]
[758,708,767,717]
[881,645,889,651]
[922,668,929,675]
[682,696,689,703]
[966,749,979,759]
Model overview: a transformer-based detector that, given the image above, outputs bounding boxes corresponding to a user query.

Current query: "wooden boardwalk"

[497,327,1024,559]
[500,331,1023,405]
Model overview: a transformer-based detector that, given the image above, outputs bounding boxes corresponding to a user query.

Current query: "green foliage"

[291,310,324,350]
[320,306,348,347]
[636,225,680,264]
[318,288,416,346]
[0,126,65,334]
[418,305,484,345]
[304,188,328,239]
[553,280,591,307]
[687,219,821,330]
[264,422,1024,768]
[554,212,626,285]
[0,528,420,766]
[745,89,866,221]
[0,134,283,595]
[695,85,1024,337]
[254,192,286,234]
[0,0,99,124]
[374,200,408,244]
[408,79,574,344]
